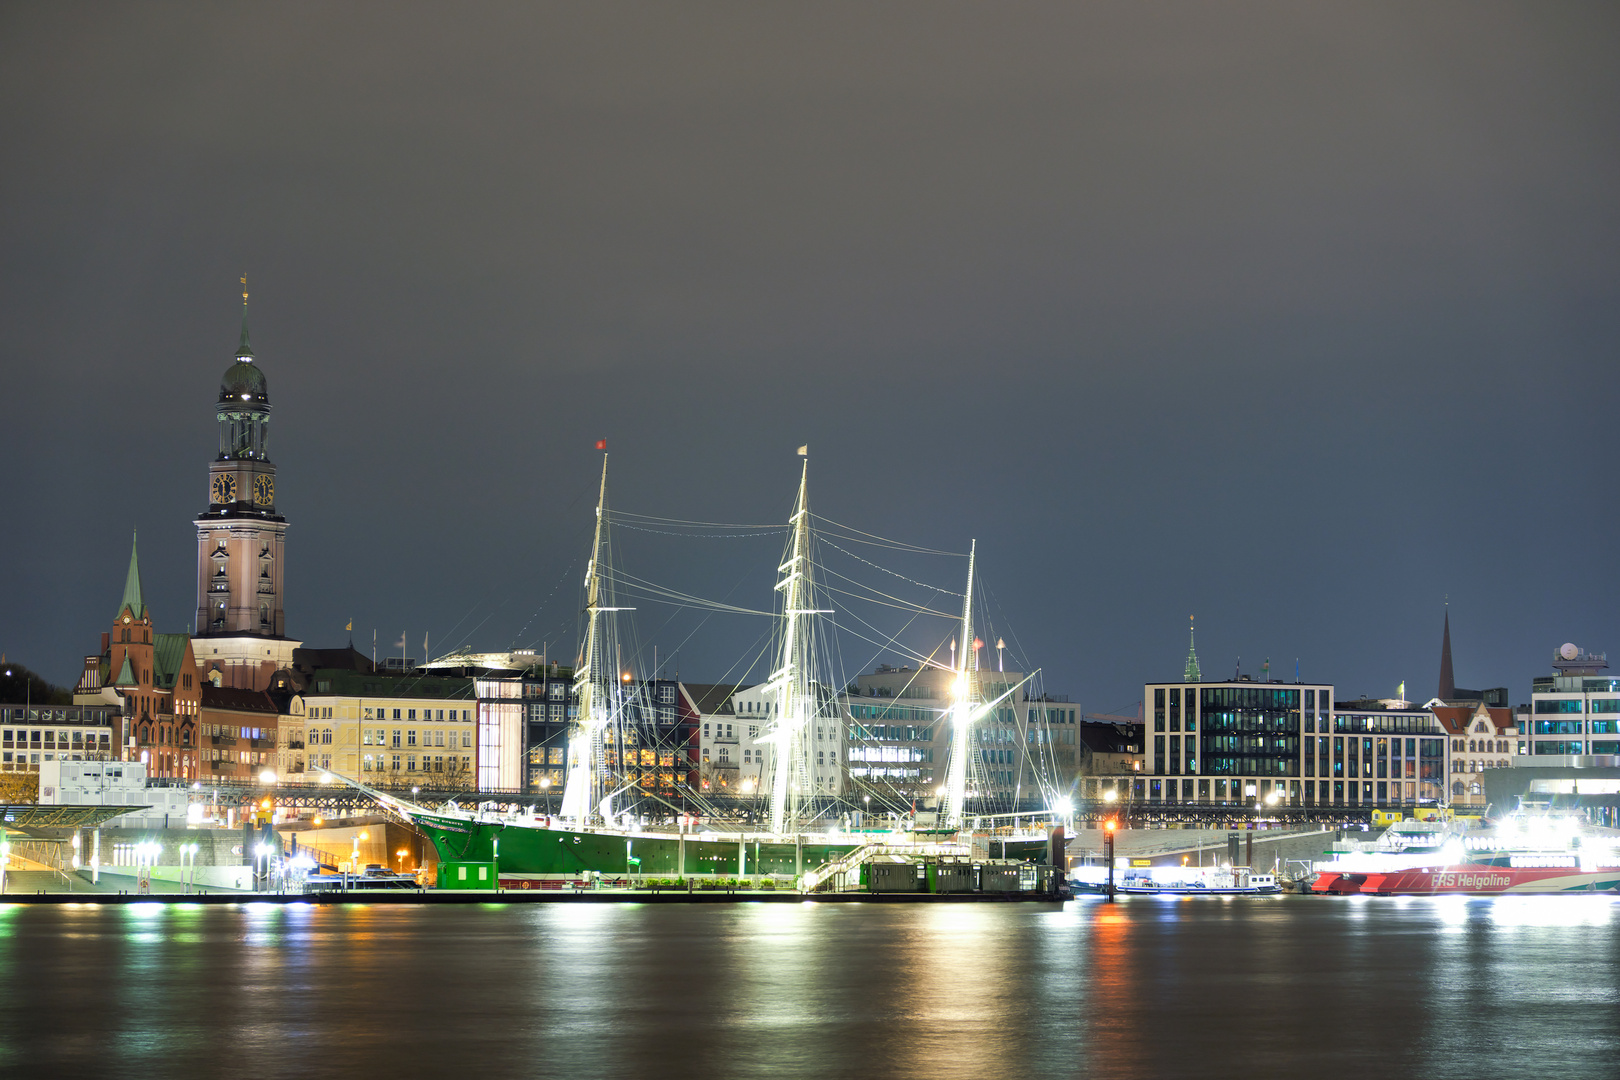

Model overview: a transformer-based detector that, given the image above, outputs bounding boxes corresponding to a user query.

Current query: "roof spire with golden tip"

[1184,616,1201,683]
[237,273,253,359]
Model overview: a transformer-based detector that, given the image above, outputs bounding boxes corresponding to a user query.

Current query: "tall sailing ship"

[395,452,1055,883]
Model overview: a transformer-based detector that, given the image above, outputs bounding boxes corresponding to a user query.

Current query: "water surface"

[1,896,1616,1079]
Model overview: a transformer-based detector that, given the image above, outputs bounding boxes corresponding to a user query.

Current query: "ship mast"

[943,540,978,828]
[765,458,817,836]
[561,455,614,824]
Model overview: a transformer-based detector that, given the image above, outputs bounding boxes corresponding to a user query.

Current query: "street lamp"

[1103,817,1118,901]
[396,848,409,874]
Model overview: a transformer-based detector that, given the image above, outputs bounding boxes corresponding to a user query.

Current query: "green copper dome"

[221,358,268,404]
[219,305,269,405]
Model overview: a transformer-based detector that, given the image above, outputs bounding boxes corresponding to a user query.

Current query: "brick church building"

[76,293,298,780]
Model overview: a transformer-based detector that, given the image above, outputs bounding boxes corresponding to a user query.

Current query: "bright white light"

[258,769,277,784]
[1103,789,1119,803]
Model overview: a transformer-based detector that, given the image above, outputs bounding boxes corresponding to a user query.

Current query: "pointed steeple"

[118,531,146,620]
[1438,605,1455,702]
[1184,616,1201,683]
[112,652,138,687]
[236,274,254,359]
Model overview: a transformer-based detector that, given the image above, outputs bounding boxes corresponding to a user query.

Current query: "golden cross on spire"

[241,273,249,304]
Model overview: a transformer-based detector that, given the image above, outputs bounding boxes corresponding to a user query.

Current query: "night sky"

[3,4,1617,714]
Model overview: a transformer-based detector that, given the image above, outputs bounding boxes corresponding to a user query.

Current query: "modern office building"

[1330,698,1450,808]
[1526,644,1620,758]
[1141,679,1450,809]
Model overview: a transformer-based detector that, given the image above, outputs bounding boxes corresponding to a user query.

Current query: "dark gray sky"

[3,3,1617,712]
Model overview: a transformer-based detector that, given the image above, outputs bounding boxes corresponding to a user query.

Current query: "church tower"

[191,283,300,688]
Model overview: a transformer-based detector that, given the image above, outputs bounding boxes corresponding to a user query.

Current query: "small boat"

[1070,864,1281,895]
[302,864,421,894]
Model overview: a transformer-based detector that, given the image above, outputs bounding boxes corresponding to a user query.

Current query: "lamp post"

[1104,817,1117,902]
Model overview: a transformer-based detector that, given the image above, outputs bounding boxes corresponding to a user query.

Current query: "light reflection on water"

[0,897,1616,1079]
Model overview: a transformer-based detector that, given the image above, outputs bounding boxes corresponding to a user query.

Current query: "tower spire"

[118,530,146,620]
[1438,604,1455,702]
[1183,616,1201,683]
[237,274,253,359]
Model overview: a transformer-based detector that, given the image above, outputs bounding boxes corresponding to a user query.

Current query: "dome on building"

[219,307,269,405]
[220,357,268,404]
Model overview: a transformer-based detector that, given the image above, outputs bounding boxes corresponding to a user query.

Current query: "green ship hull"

[411,811,863,877]
[410,811,1055,878]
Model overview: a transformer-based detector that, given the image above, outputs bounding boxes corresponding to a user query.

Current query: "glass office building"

[1141,680,1447,808]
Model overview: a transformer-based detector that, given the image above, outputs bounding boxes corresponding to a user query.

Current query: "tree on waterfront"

[0,771,39,804]
[0,663,73,706]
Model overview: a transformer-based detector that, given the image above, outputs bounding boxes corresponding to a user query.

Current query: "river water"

[2,895,1617,1079]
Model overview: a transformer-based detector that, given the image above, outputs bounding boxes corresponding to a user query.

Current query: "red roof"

[1431,704,1514,737]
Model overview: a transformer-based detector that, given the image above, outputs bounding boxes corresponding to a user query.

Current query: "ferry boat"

[1309,813,1620,896]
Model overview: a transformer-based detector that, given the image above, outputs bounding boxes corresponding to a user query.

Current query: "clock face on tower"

[212,474,237,504]
[254,475,274,505]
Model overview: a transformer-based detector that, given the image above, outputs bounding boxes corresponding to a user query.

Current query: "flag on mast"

[595,439,607,450]
[797,445,807,456]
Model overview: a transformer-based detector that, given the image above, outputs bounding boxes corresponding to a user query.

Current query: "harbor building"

[283,669,478,786]
[0,703,118,773]
[1139,678,1451,811]
[1525,644,1620,759]
[689,683,751,794]
[198,685,281,781]
[1330,698,1449,807]
[1075,719,1144,802]
[728,681,845,797]
[845,663,1078,810]
[1432,701,1518,807]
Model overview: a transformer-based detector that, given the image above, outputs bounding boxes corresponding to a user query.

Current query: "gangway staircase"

[800,840,970,893]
